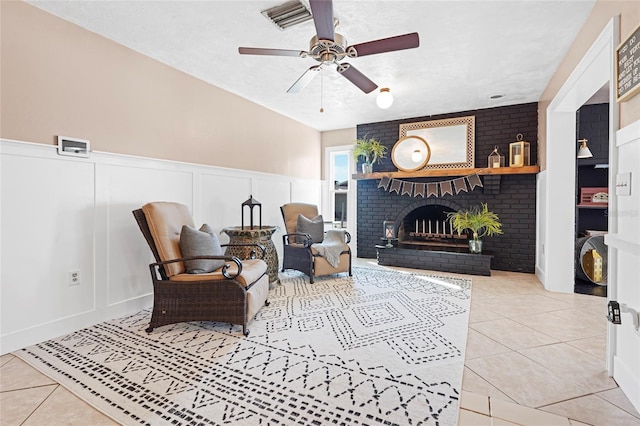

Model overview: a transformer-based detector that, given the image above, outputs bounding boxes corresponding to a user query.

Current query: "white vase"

[362,163,373,174]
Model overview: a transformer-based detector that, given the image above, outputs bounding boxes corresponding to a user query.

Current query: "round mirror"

[391,135,431,172]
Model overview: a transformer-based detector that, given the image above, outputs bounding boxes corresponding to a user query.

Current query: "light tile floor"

[1,259,639,425]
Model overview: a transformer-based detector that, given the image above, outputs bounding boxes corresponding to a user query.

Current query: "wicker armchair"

[133,202,270,336]
[280,203,352,283]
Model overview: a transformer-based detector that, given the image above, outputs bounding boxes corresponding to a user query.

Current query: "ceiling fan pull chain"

[320,68,324,113]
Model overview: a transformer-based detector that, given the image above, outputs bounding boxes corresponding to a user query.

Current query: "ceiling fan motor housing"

[309,33,347,64]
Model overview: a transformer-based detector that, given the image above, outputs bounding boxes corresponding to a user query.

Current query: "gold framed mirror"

[391,135,431,172]
[399,115,475,170]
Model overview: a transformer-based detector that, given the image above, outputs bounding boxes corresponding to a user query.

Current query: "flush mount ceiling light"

[577,138,593,159]
[376,88,393,109]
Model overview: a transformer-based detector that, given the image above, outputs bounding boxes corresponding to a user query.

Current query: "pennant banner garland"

[389,179,402,194]
[440,181,453,196]
[377,173,484,198]
[401,181,413,196]
[427,183,438,198]
[454,178,468,194]
[378,176,391,191]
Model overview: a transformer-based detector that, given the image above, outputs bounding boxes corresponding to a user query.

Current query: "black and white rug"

[17,266,471,425]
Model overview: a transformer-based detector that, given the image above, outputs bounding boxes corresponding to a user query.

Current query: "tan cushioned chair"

[280,202,352,283]
[133,201,269,336]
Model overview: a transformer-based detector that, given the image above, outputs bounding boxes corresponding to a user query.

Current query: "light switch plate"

[616,172,631,196]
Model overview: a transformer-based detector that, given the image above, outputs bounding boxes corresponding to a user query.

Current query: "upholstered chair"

[280,202,351,283]
[133,201,269,336]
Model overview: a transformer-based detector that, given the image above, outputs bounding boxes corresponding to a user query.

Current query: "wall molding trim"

[1,138,322,354]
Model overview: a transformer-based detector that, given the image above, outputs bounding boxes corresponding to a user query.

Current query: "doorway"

[574,96,610,297]
[540,18,618,296]
[324,145,357,254]
[542,19,640,412]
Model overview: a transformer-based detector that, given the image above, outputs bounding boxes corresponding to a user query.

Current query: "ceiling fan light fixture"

[376,88,393,109]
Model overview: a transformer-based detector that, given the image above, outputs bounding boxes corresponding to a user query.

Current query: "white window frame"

[324,145,357,255]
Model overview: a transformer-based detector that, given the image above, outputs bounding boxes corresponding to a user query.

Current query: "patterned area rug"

[17,266,471,426]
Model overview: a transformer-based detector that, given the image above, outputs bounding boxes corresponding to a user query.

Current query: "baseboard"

[614,355,640,413]
[1,295,152,354]
[535,265,546,287]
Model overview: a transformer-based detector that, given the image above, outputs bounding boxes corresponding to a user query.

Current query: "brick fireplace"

[356,103,538,273]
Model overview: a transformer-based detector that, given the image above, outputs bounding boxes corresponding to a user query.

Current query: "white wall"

[535,170,547,283]
[0,139,322,354]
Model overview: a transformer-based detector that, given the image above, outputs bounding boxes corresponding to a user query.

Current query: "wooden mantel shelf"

[352,165,540,180]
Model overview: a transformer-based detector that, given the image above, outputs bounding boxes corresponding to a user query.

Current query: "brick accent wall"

[356,102,538,273]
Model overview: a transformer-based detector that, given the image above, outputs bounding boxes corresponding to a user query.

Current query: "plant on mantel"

[447,203,503,253]
[352,136,387,174]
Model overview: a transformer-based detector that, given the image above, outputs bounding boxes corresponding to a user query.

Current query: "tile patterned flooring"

[1,259,639,425]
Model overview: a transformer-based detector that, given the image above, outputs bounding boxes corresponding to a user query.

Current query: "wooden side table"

[222,226,279,284]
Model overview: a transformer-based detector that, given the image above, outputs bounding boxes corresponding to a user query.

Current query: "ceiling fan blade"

[287,65,322,93]
[238,47,304,57]
[309,0,335,41]
[336,63,377,94]
[347,32,420,58]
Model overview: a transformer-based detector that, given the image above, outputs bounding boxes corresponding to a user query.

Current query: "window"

[329,151,349,228]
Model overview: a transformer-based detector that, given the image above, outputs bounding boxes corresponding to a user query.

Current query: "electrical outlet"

[69,270,80,286]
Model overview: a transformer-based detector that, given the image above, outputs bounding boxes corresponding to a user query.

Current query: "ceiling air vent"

[261,0,312,30]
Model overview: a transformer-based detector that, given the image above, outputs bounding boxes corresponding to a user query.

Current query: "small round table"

[222,226,279,284]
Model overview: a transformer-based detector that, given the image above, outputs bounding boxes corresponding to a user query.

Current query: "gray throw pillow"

[179,224,225,274]
[297,214,324,243]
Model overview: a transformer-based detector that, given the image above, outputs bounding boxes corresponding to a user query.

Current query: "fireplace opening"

[397,205,468,252]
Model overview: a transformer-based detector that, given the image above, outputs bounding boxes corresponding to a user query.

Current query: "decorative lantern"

[509,134,531,167]
[487,146,504,168]
[241,195,262,230]
[383,220,395,247]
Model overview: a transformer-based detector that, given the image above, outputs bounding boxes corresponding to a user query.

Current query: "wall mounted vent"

[57,135,90,158]
[261,0,312,30]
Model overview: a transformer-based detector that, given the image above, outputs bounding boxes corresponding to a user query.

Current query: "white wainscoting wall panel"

[104,164,195,305]
[198,173,252,233]
[0,139,322,354]
[2,155,96,331]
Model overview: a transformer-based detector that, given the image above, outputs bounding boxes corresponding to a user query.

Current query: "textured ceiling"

[27,0,597,131]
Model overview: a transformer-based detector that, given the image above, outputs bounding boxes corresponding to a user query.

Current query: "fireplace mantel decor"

[399,115,475,170]
[377,173,484,198]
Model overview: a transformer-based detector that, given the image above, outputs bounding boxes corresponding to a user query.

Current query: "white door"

[606,120,640,412]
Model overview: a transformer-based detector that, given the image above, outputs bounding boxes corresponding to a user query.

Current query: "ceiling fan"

[238,0,420,94]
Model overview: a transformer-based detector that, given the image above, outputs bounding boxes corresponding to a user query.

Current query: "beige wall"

[6,1,638,178]
[0,1,321,179]
[538,0,640,170]
[320,127,356,180]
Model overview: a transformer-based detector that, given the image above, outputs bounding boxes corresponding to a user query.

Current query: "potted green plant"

[447,203,503,253]
[353,136,387,173]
